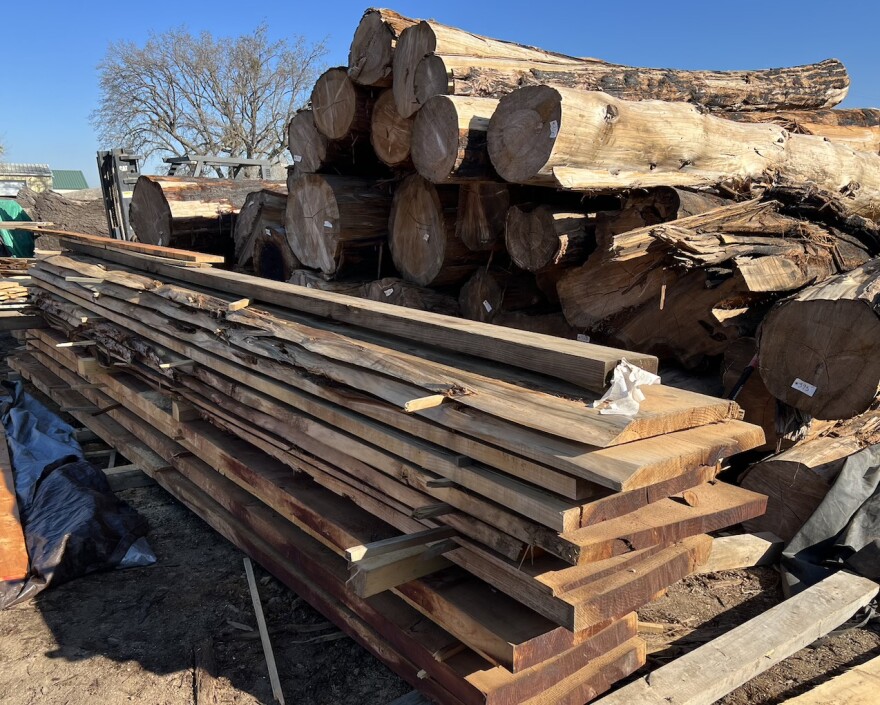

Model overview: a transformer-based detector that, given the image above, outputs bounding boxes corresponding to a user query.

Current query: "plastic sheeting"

[0,381,154,608]
[0,200,36,258]
[782,443,880,596]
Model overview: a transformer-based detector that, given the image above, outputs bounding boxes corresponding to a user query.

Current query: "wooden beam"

[594,570,879,705]
[348,542,454,597]
[695,532,784,574]
[346,527,458,562]
[778,654,880,704]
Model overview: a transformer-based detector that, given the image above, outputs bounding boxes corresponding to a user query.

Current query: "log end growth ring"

[389,175,449,286]
[411,96,460,182]
[413,54,452,106]
[286,175,341,275]
[488,85,562,183]
[392,21,438,118]
[371,90,413,167]
[348,11,395,87]
[505,204,558,271]
[311,68,358,140]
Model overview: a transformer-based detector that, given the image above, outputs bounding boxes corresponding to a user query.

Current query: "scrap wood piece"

[0,425,28,583]
[593,570,879,705]
[193,638,219,705]
[778,653,880,704]
[348,541,454,598]
[243,557,285,705]
[346,527,457,562]
[695,532,784,574]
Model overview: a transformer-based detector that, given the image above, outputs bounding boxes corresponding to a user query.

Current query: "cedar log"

[347,9,420,87]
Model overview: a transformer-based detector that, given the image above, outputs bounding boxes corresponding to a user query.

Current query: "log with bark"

[287,109,381,180]
[347,8,420,87]
[370,89,414,169]
[128,175,283,255]
[454,183,510,252]
[364,277,460,316]
[505,204,595,272]
[487,87,880,221]
[285,173,392,277]
[310,67,376,141]
[233,188,288,270]
[415,55,849,112]
[392,19,583,118]
[725,108,880,154]
[458,266,544,323]
[252,226,300,282]
[740,435,864,541]
[758,258,880,420]
[411,95,499,183]
[388,174,487,286]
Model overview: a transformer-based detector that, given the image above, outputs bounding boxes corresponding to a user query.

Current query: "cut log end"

[287,110,328,175]
[253,228,299,282]
[348,11,395,87]
[411,96,461,182]
[286,174,340,274]
[371,90,414,168]
[487,85,562,184]
[311,68,362,140]
[414,54,452,106]
[392,21,437,118]
[455,183,510,252]
[506,205,559,271]
[389,175,451,286]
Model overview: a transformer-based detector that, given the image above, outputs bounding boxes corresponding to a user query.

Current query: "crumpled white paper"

[590,359,661,416]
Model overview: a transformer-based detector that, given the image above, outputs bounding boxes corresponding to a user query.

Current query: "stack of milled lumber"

[13,234,768,704]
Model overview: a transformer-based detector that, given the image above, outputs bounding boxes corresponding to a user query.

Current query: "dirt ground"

[0,372,878,704]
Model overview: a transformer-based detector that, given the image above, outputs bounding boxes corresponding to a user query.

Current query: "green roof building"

[51,169,89,192]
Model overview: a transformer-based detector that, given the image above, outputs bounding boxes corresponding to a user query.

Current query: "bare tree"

[92,24,326,163]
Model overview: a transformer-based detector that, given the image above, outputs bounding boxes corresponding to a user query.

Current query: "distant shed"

[51,170,89,193]
[0,163,52,197]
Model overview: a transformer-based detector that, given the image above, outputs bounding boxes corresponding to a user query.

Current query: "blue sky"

[3,1,878,186]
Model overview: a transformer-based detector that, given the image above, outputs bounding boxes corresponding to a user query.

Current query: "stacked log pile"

[18,234,769,704]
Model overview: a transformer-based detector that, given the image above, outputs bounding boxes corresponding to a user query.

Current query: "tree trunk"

[505,204,595,272]
[233,188,288,270]
[493,311,575,339]
[454,183,510,252]
[725,108,880,154]
[347,8,420,87]
[285,173,392,277]
[252,226,300,282]
[758,258,880,420]
[411,95,499,183]
[392,19,583,118]
[487,87,880,221]
[418,56,848,111]
[388,174,487,286]
[287,109,381,180]
[740,435,864,541]
[364,277,460,316]
[370,90,414,169]
[129,175,283,255]
[458,266,544,322]
[311,67,375,141]
[287,269,370,297]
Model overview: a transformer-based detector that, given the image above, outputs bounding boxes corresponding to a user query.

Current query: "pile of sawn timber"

[15,234,768,705]
[180,7,880,459]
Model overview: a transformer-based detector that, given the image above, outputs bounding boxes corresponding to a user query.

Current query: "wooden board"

[56,237,657,394]
[0,425,27,584]
[593,570,879,705]
[696,532,783,574]
[778,654,880,704]
[0,312,45,331]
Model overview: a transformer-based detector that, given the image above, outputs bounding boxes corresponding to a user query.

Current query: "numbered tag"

[482,300,493,313]
[549,120,559,138]
[384,288,394,297]
[323,220,333,228]
[577,334,591,343]
[791,378,817,397]
[292,154,303,163]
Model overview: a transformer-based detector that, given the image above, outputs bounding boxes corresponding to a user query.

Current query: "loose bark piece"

[233,188,288,271]
[411,95,499,183]
[311,67,375,141]
[758,259,880,419]
[488,87,880,221]
[417,54,849,111]
[129,175,283,254]
[389,174,487,286]
[365,277,460,316]
[370,89,414,168]
[285,173,391,277]
[506,204,595,272]
[454,183,510,252]
[392,19,582,118]
[740,436,864,541]
[347,8,420,87]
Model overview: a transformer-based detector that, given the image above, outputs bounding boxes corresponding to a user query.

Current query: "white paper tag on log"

[791,378,817,397]
[577,334,591,343]
[482,300,493,313]
[323,220,333,229]
[292,154,303,163]
[384,288,394,297]
[548,120,559,138]
[422,231,430,242]
[591,359,661,416]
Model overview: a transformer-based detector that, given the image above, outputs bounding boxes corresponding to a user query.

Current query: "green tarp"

[0,200,35,258]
